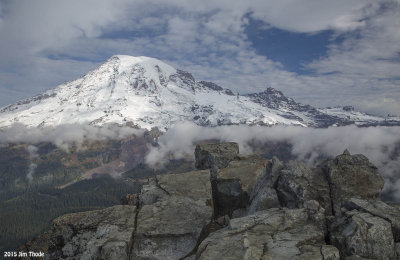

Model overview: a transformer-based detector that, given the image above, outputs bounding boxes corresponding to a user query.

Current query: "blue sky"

[0,0,399,115]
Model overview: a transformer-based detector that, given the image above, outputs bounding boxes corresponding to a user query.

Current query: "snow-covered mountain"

[0,55,398,130]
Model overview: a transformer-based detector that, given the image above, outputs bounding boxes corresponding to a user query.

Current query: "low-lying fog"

[1,122,399,200]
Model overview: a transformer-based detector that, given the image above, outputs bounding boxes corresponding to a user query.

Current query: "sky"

[0,0,399,115]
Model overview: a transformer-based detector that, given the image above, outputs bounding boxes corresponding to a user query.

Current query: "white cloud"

[0,123,143,150]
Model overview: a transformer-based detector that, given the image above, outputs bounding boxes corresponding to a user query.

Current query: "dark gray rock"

[276,160,332,214]
[326,150,384,216]
[121,193,139,206]
[246,156,282,215]
[214,155,267,216]
[247,185,279,215]
[330,210,395,260]
[265,156,284,186]
[396,243,400,259]
[195,142,239,170]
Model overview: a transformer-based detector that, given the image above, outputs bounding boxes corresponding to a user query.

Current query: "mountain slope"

[0,55,398,130]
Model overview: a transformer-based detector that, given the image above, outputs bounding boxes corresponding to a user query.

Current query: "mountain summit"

[0,55,397,130]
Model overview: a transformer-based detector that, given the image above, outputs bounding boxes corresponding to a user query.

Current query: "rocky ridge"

[21,142,400,259]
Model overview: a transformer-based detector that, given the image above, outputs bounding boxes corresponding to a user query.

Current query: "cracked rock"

[329,210,395,260]
[325,150,384,216]
[276,161,332,215]
[132,170,213,260]
[197,208,338,260]
[46,205,137,260]
[343,197,400,242]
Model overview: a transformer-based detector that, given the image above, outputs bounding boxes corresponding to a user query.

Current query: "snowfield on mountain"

[1,55,398,130]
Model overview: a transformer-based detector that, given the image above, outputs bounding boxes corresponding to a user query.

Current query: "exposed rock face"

[246,156,282,215]
[133,196,211,259]
[46,205,137,260]
[25,143,400,260]
[329,210,395,259]
[276,161,332,214]
[326,150,384,215]
[132,170,213,260]
[214,155,268,216]
[197,206,337,259]
[195,142,239,170]
[343,198,400,242]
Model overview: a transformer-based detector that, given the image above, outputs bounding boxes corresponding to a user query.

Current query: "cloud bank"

[0,123,143,150]
[146,122,400,200]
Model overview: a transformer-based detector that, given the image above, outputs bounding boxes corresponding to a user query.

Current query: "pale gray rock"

[157,170,212,205]
[197,208,337,260]
[343,197,400,241]
[139,178,168,205]
[46,205,136,260]
[326,150,384,216]
[132,196,212,260]
[330,210,395,260]
[132,169,213,260]
[195,142,239,170]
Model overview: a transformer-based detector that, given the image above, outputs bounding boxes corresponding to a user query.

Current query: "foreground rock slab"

[330,210,395,260]
[343,198,400,242]
[197,206,339,260]
[132,170,213,260]
[46,205,137,260]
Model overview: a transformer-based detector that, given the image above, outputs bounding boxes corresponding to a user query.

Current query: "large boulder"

[276,161,332,215]
[325,150,384,216]
[214,155,268,216]
[132,170,213,260]
[197,205,339,260]
[343,198,400,241]
[195,142,239,170]
[329,210,396,260]
[46,205,137,260]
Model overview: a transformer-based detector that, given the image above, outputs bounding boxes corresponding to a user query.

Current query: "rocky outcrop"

[329,210,395,259]
[132,170,213,260]
[195,142,239,170]
[276,160,332,214]
[343,198,400,241]
[24,142,400,260]
[325,149,384,216]
[46,205,137,260]
[214,155,268,216]
[196,202,336,260]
